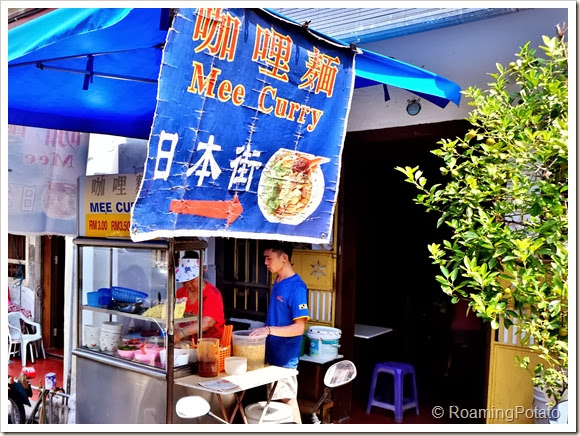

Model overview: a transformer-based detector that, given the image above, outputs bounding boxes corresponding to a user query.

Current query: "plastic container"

[111,286,148,303]
[175,341,198,363]
[97,288,112,306]
[159,349,190,367]
[145,336,165,348]
[134,350,156,364]
[219,346,231,372]
[21,367,36,379]
[244,401,294,424]
[101,321,123,333]
[232,330,266,371]
[300,334,308,356]
[224,356,247,375]
[99,321,123,352]
[116,348,136,360]
[197,338,220,377]
[87,292,100,307]
[45,373,56,390]
[84,325,100,349]
[307,326,341,359]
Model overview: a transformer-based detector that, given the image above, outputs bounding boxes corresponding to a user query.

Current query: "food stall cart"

[72,174,235,424]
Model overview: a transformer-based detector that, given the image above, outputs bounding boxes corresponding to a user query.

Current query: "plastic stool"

[366,361,419,422]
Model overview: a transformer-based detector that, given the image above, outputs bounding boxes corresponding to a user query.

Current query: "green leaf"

[394,33,569,400]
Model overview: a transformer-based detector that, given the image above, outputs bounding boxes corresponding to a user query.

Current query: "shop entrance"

[339,120,488,422]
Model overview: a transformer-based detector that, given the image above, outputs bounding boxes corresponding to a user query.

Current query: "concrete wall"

[346,8,569,132]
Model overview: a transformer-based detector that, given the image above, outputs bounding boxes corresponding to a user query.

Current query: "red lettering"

[258,86,275,114]
[296,105,312,124]
[286,101,301,122]
[274,98,289,117]
[52,153,73,168]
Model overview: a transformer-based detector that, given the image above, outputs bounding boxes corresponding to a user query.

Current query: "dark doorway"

[42,235,66,351]
[339,120,487,422]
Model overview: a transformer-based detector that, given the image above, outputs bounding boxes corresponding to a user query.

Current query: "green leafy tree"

[396,28,568,404]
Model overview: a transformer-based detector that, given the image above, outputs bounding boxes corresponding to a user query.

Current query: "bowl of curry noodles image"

[257,148,330,225]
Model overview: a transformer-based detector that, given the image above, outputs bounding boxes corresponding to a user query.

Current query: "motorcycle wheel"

[8,395,25,424]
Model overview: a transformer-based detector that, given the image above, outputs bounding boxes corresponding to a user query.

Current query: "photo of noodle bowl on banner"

[258,148,330,225]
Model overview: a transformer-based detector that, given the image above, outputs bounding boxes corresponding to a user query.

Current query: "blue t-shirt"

[265,274,310,368]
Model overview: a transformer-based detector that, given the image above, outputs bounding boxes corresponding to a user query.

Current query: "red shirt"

[176,282,225,339]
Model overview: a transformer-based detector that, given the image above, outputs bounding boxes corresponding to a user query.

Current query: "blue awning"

[8,8,461,139]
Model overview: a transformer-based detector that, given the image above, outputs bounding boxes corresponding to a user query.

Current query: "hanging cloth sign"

[131,8,356,243]
[8,124,89,236]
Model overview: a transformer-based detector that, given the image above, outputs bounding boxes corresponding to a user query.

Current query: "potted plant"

[396,25,568,416]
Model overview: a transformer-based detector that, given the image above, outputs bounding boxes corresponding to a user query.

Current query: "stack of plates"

[99,321,123,352]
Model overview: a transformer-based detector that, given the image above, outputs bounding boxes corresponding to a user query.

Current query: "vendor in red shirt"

[173,252,225,343]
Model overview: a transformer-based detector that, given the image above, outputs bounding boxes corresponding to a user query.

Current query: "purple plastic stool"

[366,361,419,422]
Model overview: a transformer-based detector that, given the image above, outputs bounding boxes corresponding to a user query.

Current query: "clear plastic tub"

[232,330,266,371]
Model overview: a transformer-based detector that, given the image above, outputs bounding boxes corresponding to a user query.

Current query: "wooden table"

[175,365,298,424]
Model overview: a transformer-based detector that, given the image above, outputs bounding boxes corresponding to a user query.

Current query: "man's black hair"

[263,241,294,260]
[182,250,200,259]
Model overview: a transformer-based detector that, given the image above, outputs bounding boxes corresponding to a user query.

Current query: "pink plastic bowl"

[117,349,135,360]
[134,346,160,362]
[133,351,154,363]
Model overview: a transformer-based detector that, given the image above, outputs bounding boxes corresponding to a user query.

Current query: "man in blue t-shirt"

[250,241,309,424]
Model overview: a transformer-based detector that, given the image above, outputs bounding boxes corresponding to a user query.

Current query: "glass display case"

[72,237,208,424]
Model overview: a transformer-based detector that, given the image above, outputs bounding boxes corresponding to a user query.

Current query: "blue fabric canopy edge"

[8,8,462,140]
[264,8,462,108]
[8,8,133,62]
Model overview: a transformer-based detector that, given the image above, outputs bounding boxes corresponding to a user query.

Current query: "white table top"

[299,354,343,364]
[175,365,298,394]
[354,324,393,339]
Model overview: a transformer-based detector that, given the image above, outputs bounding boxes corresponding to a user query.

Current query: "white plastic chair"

[7,312,46,366]
[8,330,21,360]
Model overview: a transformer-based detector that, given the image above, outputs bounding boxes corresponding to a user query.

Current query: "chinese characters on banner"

[131,8,356,243]
[8,124,89,236]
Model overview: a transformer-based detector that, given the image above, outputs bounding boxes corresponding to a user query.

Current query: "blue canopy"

[8,8,461,140]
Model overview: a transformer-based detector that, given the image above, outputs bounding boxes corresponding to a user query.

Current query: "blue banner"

[131,8,355,243]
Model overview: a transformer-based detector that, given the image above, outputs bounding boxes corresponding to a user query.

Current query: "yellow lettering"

[307,109,324,132]
[232,84,245,106]
[187,61,221,98]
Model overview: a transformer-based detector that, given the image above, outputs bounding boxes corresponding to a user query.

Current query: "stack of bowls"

[84,324,101,349]
[99,321,123,352]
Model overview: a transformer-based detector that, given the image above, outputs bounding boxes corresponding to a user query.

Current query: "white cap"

[175,258,200,282]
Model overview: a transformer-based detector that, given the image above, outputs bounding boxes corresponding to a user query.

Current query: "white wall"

[346,8,569,132]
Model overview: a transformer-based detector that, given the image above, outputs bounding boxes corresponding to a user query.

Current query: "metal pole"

[198,248,204,339]
[166,238,175,424]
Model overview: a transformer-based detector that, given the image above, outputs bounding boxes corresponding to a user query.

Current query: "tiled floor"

[342,398,449,425]
[8,348,65,402]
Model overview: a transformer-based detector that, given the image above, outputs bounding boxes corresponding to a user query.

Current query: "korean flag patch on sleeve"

[299,303,308,310]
